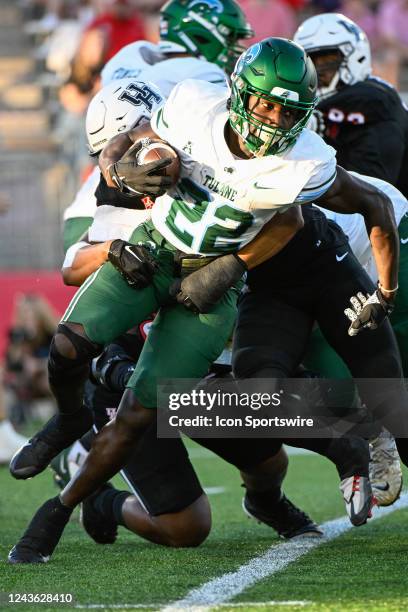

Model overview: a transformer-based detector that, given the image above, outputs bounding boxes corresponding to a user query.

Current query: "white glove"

[344,289,394,337]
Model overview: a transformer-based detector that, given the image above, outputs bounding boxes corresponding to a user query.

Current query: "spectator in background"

[309,0,341,12]
[4,294,58,425]
[282,0,306,9]
[83,0,146,64]
[43,1,94,81]
[238,0,296,40]
[60,0,146,114]
[133,0,165,42]
[0,368,26,464]
[377,0,408,88]
[341,0,379,46]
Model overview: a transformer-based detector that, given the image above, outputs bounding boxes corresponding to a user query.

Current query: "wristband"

[233,253,248,271]
[378,282,399,294]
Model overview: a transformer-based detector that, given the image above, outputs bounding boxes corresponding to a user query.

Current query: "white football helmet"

[86,78,164,155]
[293,13,371,99]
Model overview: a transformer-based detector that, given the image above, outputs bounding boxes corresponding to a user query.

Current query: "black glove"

[170,254,247,314]
[108,240,158,289]
[108,140,173,197]
[344,288,394,337]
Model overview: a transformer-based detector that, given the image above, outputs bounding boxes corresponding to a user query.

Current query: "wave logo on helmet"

[188,0,223,13]
[235,43,261,74]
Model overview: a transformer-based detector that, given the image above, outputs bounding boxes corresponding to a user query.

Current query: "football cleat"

[243,493,323,539]
[369,432,403,507]
[80,483,118,545]
[10,410,92,480]
[8,496,72,564]
[8,545,49,564]
[340,475,375,526]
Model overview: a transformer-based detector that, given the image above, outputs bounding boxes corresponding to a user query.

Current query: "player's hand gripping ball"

[109,138,180,198]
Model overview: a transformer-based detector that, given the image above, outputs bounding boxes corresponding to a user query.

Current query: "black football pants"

[233,242,408,466]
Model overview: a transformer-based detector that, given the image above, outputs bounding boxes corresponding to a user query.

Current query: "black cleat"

[8,545,49,564]
[10,410,93,480]
[8,496,73,564]
[80,484,118,545]
[243,492,323,539]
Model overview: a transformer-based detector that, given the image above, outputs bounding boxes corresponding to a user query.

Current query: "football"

[136,139,180,187]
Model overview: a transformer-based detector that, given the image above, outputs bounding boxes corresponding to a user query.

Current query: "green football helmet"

[159,0,254,74]
[229,38,318,156]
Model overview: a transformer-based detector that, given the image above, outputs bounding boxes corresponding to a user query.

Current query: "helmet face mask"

[309,48,343,99]
[159,0,254,74]
[229,39,318,157]
[293,13,371,99]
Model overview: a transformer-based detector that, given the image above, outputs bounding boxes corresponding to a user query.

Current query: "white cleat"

[369,432,403,507]
[0,420,27,464]
[340,475,375,526]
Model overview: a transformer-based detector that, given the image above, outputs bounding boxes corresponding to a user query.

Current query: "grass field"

[1,443,408,612]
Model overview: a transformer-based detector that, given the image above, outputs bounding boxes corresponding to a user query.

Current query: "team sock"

[245,485,282,509]
[93,488,131,526]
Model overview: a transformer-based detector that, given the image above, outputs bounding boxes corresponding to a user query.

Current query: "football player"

[59,77,322,546]
[8,38,405,563]
[294,13,408,505]
[62,0,253,252]
[62,78,164,287]
[52,333,329,548]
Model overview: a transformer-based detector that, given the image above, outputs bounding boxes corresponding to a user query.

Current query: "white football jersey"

[63,166,99,221]
[88,205,150,242]
[150,80,337,255]
[318,171,408,280]
[101,41,227,96]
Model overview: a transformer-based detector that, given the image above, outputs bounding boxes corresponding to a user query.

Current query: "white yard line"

[204,487,226,495]
[75,494,408,611]
[283,446,314,456]
[161,492,408,611]
[187,446,312,460]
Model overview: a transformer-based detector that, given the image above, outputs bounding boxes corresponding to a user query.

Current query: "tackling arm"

[172,207,304,313]
[238,206,304,269]
[62,240,113,286]
[317,166,399,300]
[62,238,158,289]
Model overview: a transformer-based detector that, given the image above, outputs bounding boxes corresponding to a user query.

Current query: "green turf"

[0,445,407,611]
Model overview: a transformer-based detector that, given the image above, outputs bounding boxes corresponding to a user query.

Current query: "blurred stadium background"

[1,4,408,609]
